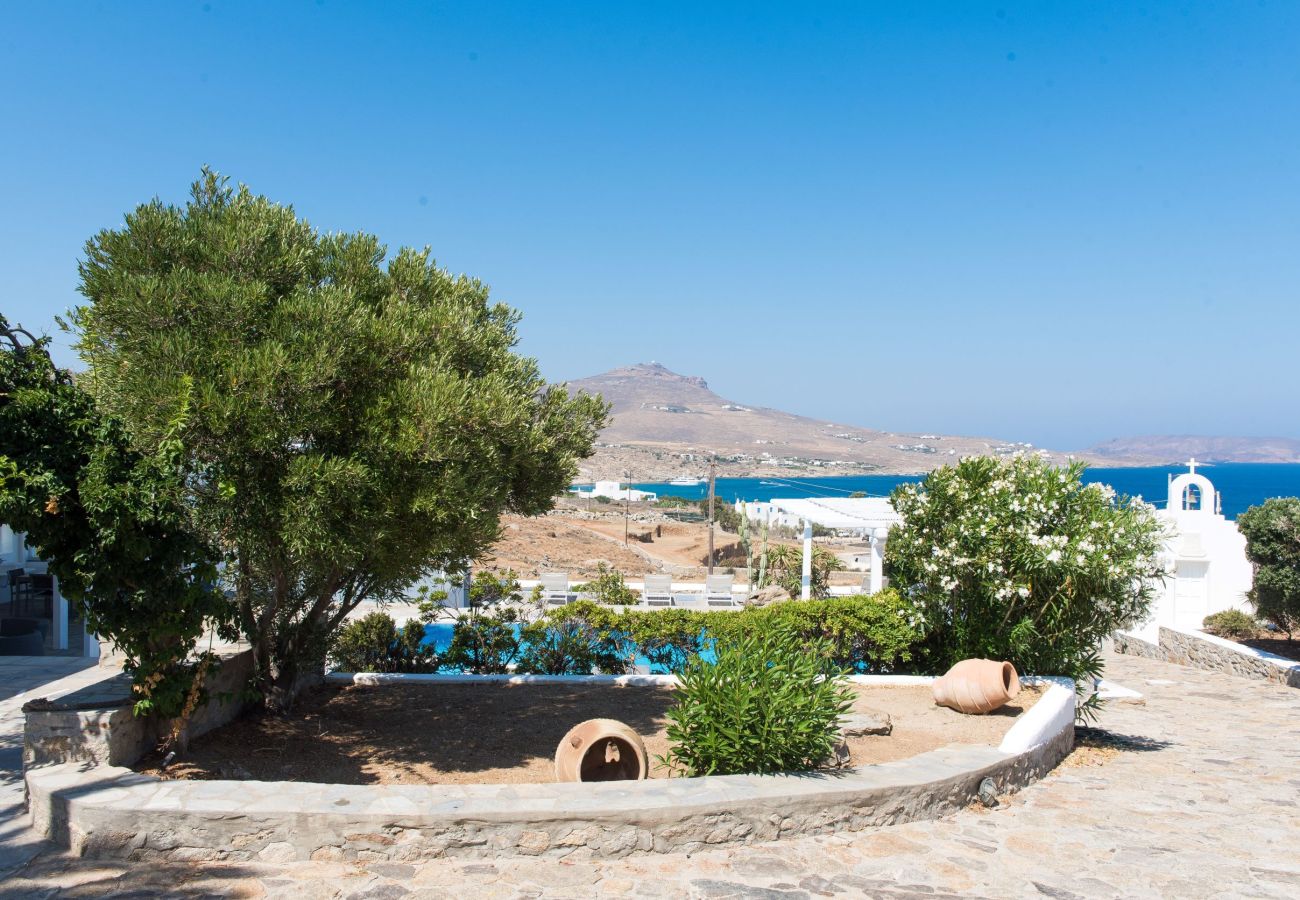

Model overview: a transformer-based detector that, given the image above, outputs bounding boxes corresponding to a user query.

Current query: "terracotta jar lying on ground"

[554,718,649,782]
[932,658,1021,714]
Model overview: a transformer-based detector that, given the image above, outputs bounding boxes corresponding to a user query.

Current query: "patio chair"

[4,568,23,610]
[705,574,736,607]
[539,573,573,606]
[21,574,53,618]
[643,574,674,607]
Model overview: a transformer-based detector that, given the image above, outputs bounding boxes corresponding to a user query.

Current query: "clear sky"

[2,2,1297,450]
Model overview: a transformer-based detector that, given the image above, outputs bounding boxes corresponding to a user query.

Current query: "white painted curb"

[999,681,1076,755]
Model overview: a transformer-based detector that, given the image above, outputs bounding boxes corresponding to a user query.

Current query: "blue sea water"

[632,463,1300,520]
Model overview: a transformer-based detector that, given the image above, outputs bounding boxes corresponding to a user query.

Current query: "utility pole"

[623,470,631,546]
[706,455,716,574]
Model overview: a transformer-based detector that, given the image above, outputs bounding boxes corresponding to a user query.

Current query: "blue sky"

[2,2,1297,449]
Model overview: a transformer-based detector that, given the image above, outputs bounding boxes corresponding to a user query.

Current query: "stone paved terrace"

[6,651,1300,898]
[0,655,100,881]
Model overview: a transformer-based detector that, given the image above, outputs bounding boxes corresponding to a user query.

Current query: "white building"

[1,524,97,656]
[740,497,901,598]
[1126,461,1253,639]
[571,481,658,503]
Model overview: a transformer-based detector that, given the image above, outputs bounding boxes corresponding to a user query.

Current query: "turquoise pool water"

[421,621,715,673]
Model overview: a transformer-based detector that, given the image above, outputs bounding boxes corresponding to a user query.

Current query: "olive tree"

[886,455,1166,687]
[73,171,608,707]
[1237,498,1300,637]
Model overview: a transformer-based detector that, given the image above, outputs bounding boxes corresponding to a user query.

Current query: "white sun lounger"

[705,574,737,607]
[540,573,573,605]
[643,574,674,606]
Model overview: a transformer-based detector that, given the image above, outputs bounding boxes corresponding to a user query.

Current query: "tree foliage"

[763,544,843,599]
[886,455,1166,686]
[71,171,608,706]
[1237,497,1300,637]
[329,611,438,673]
[0,319,229,717]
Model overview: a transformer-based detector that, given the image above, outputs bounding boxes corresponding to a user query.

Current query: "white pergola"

[767,498,901,599]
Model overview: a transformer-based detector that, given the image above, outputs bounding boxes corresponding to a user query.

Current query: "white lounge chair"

[643,574,674,607]
[540,573,573,605]
[705,574,736,607]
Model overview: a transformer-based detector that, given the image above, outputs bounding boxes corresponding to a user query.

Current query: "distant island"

[1084,435,1300,466]
[565,363,1298,481]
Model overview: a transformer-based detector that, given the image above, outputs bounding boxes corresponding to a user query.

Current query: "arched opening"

[1182,483,1202,511]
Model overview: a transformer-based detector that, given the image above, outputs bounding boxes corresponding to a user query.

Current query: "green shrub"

[532,593,921,675]
[762,545,843,599]
[573,563,638,605]
[699,497,741,532]
[1202,609,1259,640]
[329,612,439,673]
[443,609,521,673]
[1237,498,1300,638]
[887,456,1166,686]
[660,629,854,776]
[726,593,920,673]
[622,607,710,672]
[517,610,630,674]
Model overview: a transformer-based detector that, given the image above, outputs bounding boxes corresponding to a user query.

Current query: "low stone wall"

[1114,627,1300,689]
[23,648,255,770]
[25,683,1076,862]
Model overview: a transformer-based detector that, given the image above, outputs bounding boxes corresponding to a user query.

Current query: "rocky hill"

[567,363,1084,480]
[1085,435,1300,465]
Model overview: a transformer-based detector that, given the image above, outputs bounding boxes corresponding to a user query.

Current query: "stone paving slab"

[0,656,107,881]
[7,651,1300,897]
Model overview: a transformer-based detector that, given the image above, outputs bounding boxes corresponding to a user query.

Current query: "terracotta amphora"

[554,718,649,782]
[932,659,1021,715]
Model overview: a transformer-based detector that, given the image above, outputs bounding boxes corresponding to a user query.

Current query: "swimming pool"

[421,621,716,673]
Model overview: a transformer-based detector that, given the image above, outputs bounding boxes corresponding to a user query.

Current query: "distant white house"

[571,480,658,503]
[1125,460,1253,639]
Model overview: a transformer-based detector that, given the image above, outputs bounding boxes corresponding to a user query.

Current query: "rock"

[977,777,1000,808]
[840,710,892,737]
[744,585,791,607]
[258,841,298,863]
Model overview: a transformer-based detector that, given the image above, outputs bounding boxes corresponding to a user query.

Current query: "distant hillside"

[1085,435,1300,465]
[567,363,1092,480]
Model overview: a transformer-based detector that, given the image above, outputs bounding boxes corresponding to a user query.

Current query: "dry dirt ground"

[478,506,865,585]
[477,514,660,579]
[135,683,1042,786]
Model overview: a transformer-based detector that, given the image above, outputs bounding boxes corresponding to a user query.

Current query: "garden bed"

[135,681,1044,785]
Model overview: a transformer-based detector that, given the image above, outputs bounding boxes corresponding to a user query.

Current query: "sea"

[628,463,1300,521]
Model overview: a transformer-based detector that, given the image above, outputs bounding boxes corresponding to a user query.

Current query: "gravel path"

[9,651,1300,898]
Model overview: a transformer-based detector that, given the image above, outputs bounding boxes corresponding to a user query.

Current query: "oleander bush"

[659,629,855,776]
[1202,609,1259,640]
[329,612,439,673]
[887,455,1166,688]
